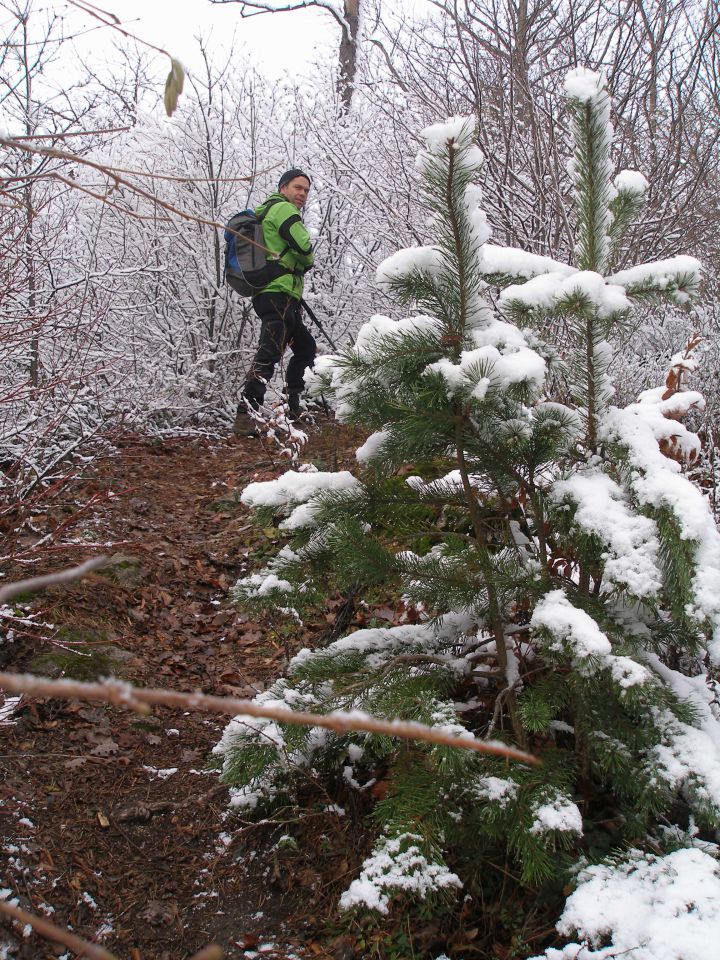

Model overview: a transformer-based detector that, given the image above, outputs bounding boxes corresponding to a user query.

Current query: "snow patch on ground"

[530,847,720,960]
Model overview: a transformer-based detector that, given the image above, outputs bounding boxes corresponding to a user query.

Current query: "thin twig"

[67,0,171,59]
[0,898,117,960]
[0,556,110,604]
[16,126,132,140]
[0,673,540,765]
[96,165,274,184]
[378,653,454,679]
[465,650,498,664]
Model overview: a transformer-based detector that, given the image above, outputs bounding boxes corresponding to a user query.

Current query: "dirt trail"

[0,432,362,960]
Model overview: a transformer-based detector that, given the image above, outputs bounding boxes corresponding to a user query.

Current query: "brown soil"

[0,424,373,960]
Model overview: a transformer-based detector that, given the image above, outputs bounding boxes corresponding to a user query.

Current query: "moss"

[30,628,130,681]
[205,496,243,513]
[5,591,38,605]
[98,553,145,588]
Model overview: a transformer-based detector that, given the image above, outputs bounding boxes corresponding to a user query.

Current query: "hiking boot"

[287,392,301,417]
[304,394,330,416]
[233,407,260,437]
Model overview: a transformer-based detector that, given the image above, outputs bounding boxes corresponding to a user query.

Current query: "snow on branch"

[499,270,631,320]
[608,255,702,304]
[531,590,652,687]
[339,832,463,915]
[614,169,649,196]
[548,472,663,599]
[563,66,608,105]
[0,673,540,765]
[376,246,445,291]
[241,467,362,511]
[479,243,577,284]
[599,403,720,657]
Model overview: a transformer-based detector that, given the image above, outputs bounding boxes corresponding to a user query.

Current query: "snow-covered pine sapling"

[215,69,720,943]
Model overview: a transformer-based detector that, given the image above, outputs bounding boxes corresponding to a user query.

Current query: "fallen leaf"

[90,737,119,756]
[217,683,258,698]
[77,707,107,723]
[64,758,87,769]
[115,801,174,823]
[138,898,179,926]
[331,858,350,880]
[369,779,389,801]
[233,934,259,950]
[372,606,396,621]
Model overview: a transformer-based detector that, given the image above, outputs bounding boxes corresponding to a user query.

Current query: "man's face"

[280,176,310,210]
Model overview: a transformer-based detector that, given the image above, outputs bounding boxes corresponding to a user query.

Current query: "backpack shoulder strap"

[255,196,284,223]
[255,196,295,264]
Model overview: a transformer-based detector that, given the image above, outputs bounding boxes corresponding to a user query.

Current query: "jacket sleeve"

[277,205,314,270]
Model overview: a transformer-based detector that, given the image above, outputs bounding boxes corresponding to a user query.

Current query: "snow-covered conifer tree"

[213,69,720,953]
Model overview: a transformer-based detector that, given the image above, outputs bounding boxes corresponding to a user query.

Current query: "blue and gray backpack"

[224,199,288,297]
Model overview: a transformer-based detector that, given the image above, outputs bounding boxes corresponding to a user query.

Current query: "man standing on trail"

[234,169,316,436]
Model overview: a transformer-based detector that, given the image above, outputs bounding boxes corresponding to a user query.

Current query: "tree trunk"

[338,0,360,110]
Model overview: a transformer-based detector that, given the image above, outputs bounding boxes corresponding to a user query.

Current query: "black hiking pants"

[243,293,316,406]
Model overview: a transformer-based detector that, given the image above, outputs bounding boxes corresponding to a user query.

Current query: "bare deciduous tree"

[367,0,720,268]
[208,0,362,109]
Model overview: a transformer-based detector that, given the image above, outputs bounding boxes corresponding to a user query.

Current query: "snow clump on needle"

[241,468,361,511]
[339,832,462,915]
[529,793,583,836]
[530,847,720,960]
[549,470,663,599]
[563,66,609,103]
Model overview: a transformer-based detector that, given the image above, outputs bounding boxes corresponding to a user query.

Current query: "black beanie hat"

[278,168,311,190]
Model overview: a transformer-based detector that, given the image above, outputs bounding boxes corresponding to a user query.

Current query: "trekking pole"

[300,298,338,351]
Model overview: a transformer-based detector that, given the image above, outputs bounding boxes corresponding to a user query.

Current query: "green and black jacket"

[256,193,314,300]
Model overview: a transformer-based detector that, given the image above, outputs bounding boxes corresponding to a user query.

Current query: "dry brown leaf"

[163,58,185,117]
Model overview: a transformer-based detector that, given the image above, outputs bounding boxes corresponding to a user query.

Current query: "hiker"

[234,169,316,435]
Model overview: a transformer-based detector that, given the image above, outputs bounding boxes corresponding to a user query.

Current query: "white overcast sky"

[80,0,339,79]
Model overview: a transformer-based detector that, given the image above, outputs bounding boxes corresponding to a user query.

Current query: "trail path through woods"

[0,430,368,960]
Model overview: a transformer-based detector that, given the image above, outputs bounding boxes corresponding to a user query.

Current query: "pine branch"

[455,423,528,747]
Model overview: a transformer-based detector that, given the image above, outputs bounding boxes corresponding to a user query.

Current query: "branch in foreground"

[0,556,110,604]
[0,673,539,765]
[0,898,116,960]
[0,137,275,256]
[0,896,225,959]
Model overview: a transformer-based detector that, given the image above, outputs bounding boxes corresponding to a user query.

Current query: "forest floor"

[0,419,389,960]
